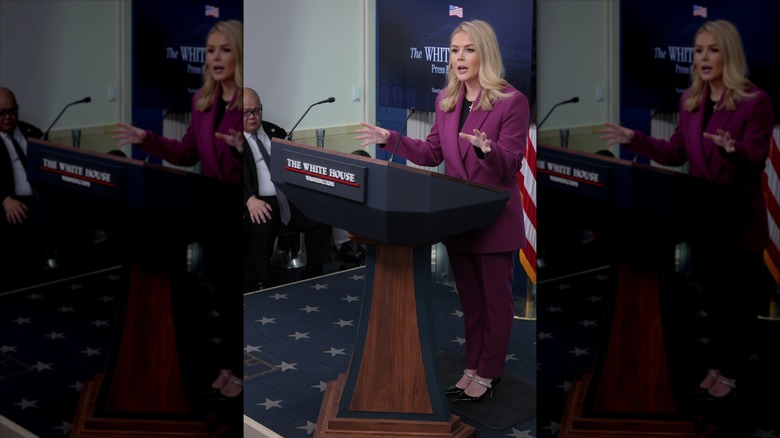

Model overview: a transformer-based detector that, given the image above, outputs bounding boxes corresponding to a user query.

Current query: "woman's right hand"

[355,122,390,147]
[112,122,147,147]
[599,122,634,146]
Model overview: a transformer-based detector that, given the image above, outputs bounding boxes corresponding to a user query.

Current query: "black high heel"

[453,377,501,403]
[445,370,474,397]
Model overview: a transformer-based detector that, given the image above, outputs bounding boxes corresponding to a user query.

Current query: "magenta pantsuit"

[136,88,243,184]
[383,85,529,378]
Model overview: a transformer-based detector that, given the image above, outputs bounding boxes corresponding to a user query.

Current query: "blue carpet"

[243,266,537,437]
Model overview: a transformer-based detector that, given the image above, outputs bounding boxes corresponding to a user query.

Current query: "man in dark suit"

[242,87,332,291]
[0,87,45,286]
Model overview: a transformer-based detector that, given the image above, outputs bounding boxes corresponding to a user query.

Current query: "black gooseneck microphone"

[43,97,92,140]
[285,97,336,140]
[537,97,579,130]
[388,107,416,162]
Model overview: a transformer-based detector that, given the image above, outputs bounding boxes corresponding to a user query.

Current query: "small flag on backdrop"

[519,125,537,284]
[205,5,220,18]
[762,126,780,284]
[449,5,463,18]
[693,5,708,18]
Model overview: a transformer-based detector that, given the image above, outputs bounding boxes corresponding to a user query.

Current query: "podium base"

[315,374,476,438]
[559,374,698,438]
[71,374,213,438]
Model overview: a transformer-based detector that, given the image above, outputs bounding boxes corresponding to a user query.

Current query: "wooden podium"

[26,140,240,437]
[536,146,749,437]
[270,139,511,437]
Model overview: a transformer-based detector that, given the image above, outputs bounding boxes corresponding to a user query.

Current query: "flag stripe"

[763,126,780,283]
[519,125,537,283]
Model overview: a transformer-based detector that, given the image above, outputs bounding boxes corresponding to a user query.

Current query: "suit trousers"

[447,249,516,378]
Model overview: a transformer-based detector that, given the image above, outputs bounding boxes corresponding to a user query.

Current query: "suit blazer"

[384,85,530,254]
[138,87,243,184]
[243,123,286,207]
[627,84,774,252]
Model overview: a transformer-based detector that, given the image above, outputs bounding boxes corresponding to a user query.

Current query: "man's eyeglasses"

[0,107,19,118]
[244,106,263,118]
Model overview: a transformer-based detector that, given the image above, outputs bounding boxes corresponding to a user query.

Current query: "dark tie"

[11,136,27,169]
[253,132,291,225]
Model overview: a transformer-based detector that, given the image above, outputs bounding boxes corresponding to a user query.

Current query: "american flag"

[449,5,463,18]
[693,5,707,18]
[763,126,780,284]
[518,125,537,283]
[205,4,220,18]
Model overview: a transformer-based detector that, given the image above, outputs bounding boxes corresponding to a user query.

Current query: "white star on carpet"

[270,293,288,300]
[44,332,66,340]
[505,428,534,438]
[256,316,276,325]
[12,316,31,325]
[349,274,365,281]
[578,319,598,328]
[13,399,38,410]
[557,283,571,290]
[546,305,563,313]
[312,381,328,392]
[506,353,518,362]
[68,283,84,290]
[53,421,72,434]
[108,274,121,281]
[289,331,310,340]
[58,305,75,313]
[341,295,360,303]
[696,309,708,318]
[208,310,220,318]
[311,283,328,291]
[333,319,354,327]
[277,362,297,372]
[245,345,262,353]
[451,336,465,345]
[32,362,53,372]
[450,309,463,318]
[298,420,317,434]
[586,295,603,302]
[542,420,560,434]
[90,320,110,328]
[569,347,590,357]
[27,293,43,300]
[556,381,571,392]
[258,398,282,410]
[696,336,710,345]
[1,345,18,353]
[68,381,83,392]
[300,306,320,313]
[209,336,222,345]
[752,429,778,438]
[595,274,608,281]
[538,331,553,340]
[81,348,102,357]
[324,347,346,357]
[97,294,114,302]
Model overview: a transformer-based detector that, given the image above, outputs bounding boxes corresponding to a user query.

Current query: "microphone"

[537,97,579,130]
[43,97,92,140]
[285,97,336,140]
[388,107,416,162]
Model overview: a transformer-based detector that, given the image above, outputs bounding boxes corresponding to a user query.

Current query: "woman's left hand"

[216,128,244,153]
[703,129,736,153]
[459,129,491,155]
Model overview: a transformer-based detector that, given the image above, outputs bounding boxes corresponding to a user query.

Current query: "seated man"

[0,87,46,286]
[242,87,332,291]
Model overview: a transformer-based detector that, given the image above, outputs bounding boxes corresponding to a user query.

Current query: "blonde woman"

[357,19,530,403]
[113,20,244,184]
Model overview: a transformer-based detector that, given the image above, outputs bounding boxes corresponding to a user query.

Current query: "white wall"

[0,0,127,134]
[245,0,372,135]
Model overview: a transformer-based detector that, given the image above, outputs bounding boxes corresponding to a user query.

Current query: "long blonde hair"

[440,20,512,112]
[684,20,754,112]
[196,20,244,112]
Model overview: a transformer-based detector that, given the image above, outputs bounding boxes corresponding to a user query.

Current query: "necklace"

[467,100,473,111]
